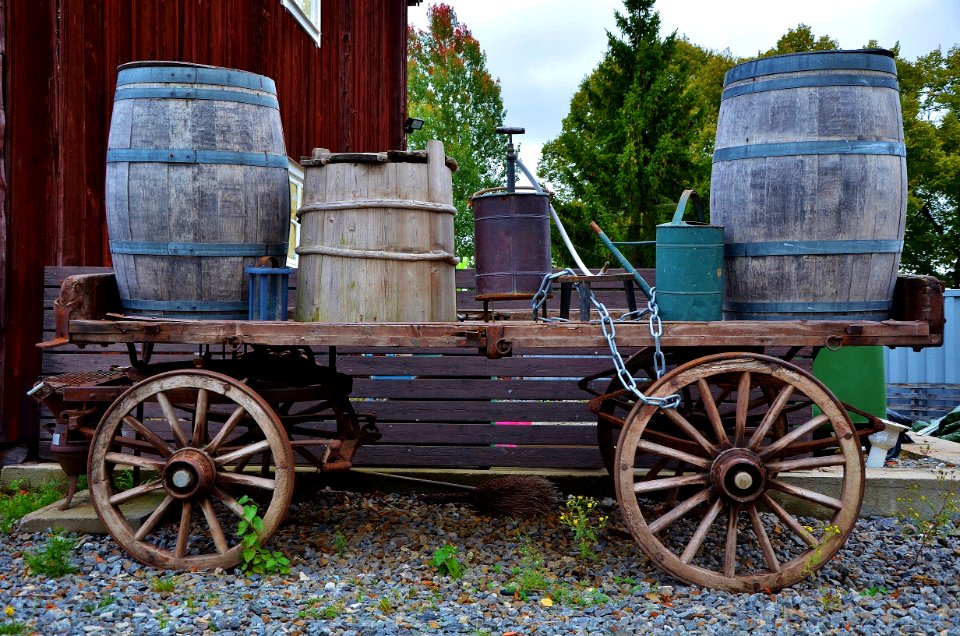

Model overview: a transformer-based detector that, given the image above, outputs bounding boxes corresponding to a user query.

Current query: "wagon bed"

[36,269,945,592]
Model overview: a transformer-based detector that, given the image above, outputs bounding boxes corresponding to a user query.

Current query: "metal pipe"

[515,158,593,276]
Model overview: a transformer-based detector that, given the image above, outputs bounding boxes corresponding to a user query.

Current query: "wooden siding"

[2,0,410,443]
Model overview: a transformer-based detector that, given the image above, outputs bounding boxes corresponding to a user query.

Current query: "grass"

[0,621,27,635]
[23,532,78,577]
[0,480,64,533]
[149,575,178,594]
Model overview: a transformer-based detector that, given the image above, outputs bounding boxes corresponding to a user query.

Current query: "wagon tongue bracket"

[456,325,512,359]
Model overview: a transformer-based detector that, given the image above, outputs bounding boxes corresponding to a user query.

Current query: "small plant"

[82,594,117,613]
[149,575,177,594]
[0,621,27,635]
[559,495,608,561]
[298,599,346,620]
[429,544,464,579]
[506,537,548,600]
[236,495,291,576]
[377,595,394,615]
[550,583,610,608]
[862,585,888,597]
[0,480,64,533]
[896,469,960,566]
[332,531,347,555]
[801,523,842,577]
[23,531,78,577]
[818,587,843,613]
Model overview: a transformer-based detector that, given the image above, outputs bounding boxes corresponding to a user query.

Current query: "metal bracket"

[37,298,81,349]
[456,326,513,359]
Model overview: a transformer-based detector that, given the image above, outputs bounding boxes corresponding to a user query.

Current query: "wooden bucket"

[710,50,906,320]
[295,140,458,322]
[105,62,290,319]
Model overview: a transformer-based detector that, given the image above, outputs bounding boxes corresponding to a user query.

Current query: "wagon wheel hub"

[711,448,766,503]
[162,448,217,500]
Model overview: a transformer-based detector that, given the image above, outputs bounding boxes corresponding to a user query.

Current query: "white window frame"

[281,0,320,46]
[287,158,305,268]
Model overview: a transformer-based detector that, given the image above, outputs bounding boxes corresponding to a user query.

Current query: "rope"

[295,244,459,265]
[297,199,457,219]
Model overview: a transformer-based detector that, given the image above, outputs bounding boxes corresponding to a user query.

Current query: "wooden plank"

[65,317,936,349]
[351,445,603,469]
[351,400,594,423]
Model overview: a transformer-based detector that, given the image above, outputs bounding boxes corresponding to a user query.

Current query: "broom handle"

[359,470,475,492]
[589,221,654,300]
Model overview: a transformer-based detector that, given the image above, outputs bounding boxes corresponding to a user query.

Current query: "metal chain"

[532,273,680,409]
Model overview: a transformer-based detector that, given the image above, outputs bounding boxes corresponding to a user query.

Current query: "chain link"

[531,273,680,409]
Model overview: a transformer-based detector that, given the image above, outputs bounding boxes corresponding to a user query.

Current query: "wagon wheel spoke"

[204,405,248,454]
[108,479,164,506]
[211,486,247,519]
[615,352,864,593]
[192,388,209,447]
[734,372,750,446]
[121,414,172,457]
[133,494,176,541]
[89,370,294,571]
[760,492,818,547]
[214,439,272,466]
[766,479,843,511]
[156,391,189,449]
[104,452,165,472]
[747,385,794,450]
[633,472,708,495]
[748,503,781,573]
[216,472,276,491]
[200,498,230,555]
[175,501,193,559]
[697,379,729,447]
[679,497,723,564]
[723,503,741,577]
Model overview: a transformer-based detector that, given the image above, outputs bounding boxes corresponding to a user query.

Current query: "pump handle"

[496,126,525,135]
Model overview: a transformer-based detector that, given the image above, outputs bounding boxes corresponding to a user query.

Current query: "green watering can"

[591,190,724,321]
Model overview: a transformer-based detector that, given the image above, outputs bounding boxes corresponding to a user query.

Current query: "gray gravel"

[1,488,958,635]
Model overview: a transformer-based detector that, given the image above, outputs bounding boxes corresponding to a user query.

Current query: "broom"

[361,471,559,518]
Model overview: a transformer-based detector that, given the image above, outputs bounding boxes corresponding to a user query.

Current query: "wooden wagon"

[34,270,944,593]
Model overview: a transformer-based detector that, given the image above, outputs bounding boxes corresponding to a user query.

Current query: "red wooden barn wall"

[1,0,413,444]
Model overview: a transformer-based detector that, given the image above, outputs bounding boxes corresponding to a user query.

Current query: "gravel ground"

[0,487,958,636]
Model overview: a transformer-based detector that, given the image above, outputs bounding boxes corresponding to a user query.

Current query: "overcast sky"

[408,0,959,178]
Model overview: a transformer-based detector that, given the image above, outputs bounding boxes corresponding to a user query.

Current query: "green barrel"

[655,191,724,321]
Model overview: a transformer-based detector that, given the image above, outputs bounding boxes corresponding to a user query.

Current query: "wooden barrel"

[294,140,458,322]
[106,62,290,319]
[710,49,906,320]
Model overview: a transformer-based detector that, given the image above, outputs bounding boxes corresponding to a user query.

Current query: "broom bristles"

[423,475,559,518]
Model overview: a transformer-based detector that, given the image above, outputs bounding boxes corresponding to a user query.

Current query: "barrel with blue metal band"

[710,49,906,321]
[105,61,290,319]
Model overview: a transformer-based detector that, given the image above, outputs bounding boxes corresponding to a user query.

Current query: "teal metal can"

[655,190,724,321]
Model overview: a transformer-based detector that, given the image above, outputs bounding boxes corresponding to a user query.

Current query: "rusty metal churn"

[471,127,552,302]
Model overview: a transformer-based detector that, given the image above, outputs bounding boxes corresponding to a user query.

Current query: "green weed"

[429,544,464,579]
[0,480,64,533]
[236,495,291,576]
[559,495,608,561]
[896,469,960,566]
[0,621,27,635]
[23,532,78,577]
[149,575,177,594]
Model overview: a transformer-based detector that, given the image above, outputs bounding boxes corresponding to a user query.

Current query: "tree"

[897,45,960,286]
[539,0,707,268]
[407,4,507,260]
[762,23,839,56]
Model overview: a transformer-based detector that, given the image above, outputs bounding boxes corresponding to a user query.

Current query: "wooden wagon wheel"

[88,369,295,570]
[614,352,864,592]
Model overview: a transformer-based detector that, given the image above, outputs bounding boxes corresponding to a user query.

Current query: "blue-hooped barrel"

[105,62,290,319]
[710,49,906,320]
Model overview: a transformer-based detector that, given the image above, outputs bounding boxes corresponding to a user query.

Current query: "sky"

[408,0,960,180]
